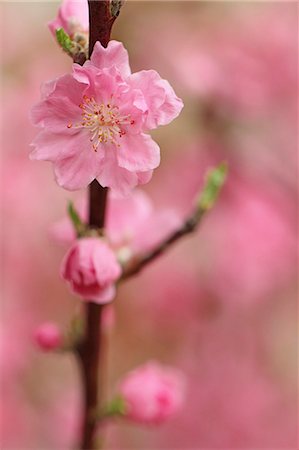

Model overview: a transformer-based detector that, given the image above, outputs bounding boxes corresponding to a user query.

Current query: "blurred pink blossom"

[118,361,186,425]
[51,189,182,256]
[200,175,297,305]
[33,322,62,351]
[61,237,121,304]
[30,40,183,194]
[143,5,296,119]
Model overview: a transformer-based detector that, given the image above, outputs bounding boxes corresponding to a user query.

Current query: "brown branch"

[88,0,120,53]
[76,2,123,449]
[120,207,206,281]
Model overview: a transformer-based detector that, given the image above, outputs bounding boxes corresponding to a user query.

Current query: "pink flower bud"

[61,238,121,304]
[118,361,186,425]
[48,0,89,38]
[34,322,62,351]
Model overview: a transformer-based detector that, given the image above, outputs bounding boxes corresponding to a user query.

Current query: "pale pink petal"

[71,282,102,301]
[157,78,184,126]
[40,78,58,99]
[60,0,89,30]
[91,285,116,305]
[117,133,160,172]
[48,0,89,35]
[54,134,103,190]
[137,170,153,185]
[128,70,183,129]
[129,70,166,108]
[117,89,146,134]
[96,149,139,195]
[60,245,77,280]
[89,40,131,78]
[51,74,88,105]
[30,75,88,131]
[73,65,125,104]
[132,209,182,253]
[30,96,81,131]
[30,130,80,161]
[93,243,122,284]
[48,18,63,36]
[106,190,153,245]
[92,70,125,104]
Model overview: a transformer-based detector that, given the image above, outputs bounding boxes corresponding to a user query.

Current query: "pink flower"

[48,0,89,37]
[33,322,62,351]
[61,237,121,304]
[30,40,183,194]
[118,361,186,425]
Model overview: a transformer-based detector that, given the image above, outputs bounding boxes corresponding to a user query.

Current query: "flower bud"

[117,361,186,425]
[34,322,62,351]
[61,238,121,304]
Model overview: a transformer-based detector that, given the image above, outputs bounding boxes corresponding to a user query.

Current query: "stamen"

[68,96,133,151]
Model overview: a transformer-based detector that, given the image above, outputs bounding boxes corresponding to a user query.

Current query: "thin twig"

[120,207,205,280]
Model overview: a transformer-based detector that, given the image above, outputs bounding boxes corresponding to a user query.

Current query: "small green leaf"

[197,162,228,210]
[67,201,85,236]
[102,395,127,418]
[56,28,73,54]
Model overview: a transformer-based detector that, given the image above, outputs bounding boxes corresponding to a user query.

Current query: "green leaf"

[197,162,228,210]
[67,201,85,236]
[103,395,127,418]
[56,28,73,53]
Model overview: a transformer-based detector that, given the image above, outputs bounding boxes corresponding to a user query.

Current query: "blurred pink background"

[1,1,297,449]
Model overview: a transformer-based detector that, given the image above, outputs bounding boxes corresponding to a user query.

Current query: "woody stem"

[76,1,122,448]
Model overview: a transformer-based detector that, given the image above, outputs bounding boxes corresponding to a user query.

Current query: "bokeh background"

[1,1,298,449]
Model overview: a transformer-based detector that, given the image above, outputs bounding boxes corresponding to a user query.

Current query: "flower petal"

[90,285,116,305]
[97,149,139,195]
[30,130,80,161]
[53,133,103,190]
[117,133,160,172]
[137,170,153,185]
[60,0,89,31]
[128,70,183,130]
[89,40,131,78]
[30,74,87,131]
[73,65,126,103]
[30,96,81,131]
[48,0,89,35]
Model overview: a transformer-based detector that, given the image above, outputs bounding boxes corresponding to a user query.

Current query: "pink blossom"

[60,237,121,304]
[30,40,183,194]
[118,361,186,425]
[51,189,182,255]
[33,322,62,351]
[48,0,89,38]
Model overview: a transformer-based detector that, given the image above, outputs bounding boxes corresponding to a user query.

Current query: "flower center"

[67,95,134,151]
